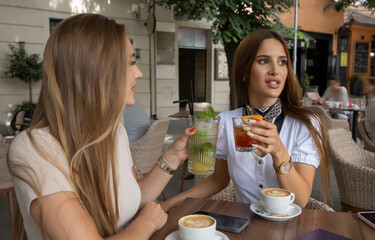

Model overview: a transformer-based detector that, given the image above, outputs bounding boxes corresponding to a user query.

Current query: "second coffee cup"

[178,214,216,240]
[261,188,295,216]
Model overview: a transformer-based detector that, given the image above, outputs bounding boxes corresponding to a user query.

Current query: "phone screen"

[359,212,375,224]
[192,210,249,233]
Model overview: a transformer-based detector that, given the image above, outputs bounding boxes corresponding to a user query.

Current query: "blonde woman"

[8,14,194,240]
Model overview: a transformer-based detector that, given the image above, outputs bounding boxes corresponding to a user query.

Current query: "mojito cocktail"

[188,116,220,175]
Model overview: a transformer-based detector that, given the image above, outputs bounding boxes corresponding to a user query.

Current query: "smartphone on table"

[358,211,375,230]
[192,210,249,233]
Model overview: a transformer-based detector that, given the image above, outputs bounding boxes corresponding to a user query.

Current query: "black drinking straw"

[172,80,196,125]
[189,79,195,115]
[173,98,192,115]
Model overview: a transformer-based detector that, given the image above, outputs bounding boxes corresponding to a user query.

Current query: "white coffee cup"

[261,188,295,216]
[178,214,216,240]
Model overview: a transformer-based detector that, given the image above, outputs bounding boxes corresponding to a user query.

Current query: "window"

[50,18,63,34]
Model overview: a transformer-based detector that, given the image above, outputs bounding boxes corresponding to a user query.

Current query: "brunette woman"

[162,29,330,211]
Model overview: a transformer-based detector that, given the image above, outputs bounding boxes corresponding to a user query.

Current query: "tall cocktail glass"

[188,116,220,175]
[232,116,262,152]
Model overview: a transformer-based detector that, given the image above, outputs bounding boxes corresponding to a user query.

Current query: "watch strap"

[157,156,176,175]
[273,157,292,174]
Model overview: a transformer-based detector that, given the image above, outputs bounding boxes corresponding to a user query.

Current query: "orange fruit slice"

[242,115,263,124]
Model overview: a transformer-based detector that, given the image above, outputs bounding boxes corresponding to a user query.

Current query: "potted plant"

[301,73,316,95]
[350,74,363,96]
[2,44,43,110]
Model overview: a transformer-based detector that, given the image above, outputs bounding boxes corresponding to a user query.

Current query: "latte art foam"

[263,188,290,197]
[180,215,215,229]
[183,219,212,228]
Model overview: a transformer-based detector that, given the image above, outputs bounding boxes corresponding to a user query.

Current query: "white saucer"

[250,200,302,222]
[165,230,229,240]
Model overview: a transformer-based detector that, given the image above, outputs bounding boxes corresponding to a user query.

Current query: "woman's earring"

[242,78,246,82]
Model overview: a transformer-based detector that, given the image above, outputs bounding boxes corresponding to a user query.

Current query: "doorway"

[178,48,207,109]
[178,27,208,110]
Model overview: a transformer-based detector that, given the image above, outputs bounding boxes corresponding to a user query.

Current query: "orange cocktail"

[232,115,262,152]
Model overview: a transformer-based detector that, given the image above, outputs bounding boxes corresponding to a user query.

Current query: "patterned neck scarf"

[243,99,284,133]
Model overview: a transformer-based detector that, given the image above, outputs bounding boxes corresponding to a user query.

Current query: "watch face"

[280,161,292,174]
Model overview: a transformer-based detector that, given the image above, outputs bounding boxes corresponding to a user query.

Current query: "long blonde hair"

[12,13,129,238]
[233,30,330,202]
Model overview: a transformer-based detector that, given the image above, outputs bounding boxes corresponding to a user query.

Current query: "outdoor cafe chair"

[194,174,236,202]
[305,105,349,131]
[129,118,170,201]
[0,134,15,234]
[327,128,375,212]
[305,197,335,211]
[358,120,375,152]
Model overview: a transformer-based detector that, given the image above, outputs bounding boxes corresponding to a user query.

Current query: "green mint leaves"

[196,106,216,119]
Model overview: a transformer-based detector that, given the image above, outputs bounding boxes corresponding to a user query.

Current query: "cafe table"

[322,105,365,141]
[150,198,374,240]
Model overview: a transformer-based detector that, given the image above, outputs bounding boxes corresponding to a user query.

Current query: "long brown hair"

[233,29,330,201]
[11,13,128,238]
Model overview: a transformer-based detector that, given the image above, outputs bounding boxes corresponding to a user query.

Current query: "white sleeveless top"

[8,125,141,240]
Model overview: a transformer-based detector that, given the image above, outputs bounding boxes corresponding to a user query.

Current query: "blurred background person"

[319,75,350,120]
[363,76,375,143]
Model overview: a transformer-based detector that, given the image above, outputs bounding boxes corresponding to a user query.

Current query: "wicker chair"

[0,134,15,234]
[358,120,375,152]
[129,118,170,200]
[194,174,236,202]
[305,105,350,131]
[327,128,375,212]
[305,197,335,211]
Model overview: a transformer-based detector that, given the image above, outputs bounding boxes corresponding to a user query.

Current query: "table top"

[168,110,191,118]
[321,104,365,112]
[150,198,374,240]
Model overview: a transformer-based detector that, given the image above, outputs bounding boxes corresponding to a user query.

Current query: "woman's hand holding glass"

[162,128,196,170]
[243,120,288,160]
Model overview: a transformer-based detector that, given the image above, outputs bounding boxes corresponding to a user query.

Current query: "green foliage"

[302,73,315,89]
[3,44,42,84]
[197,106,216,119]
[350,73,363,83]
[324,0,375,11]
[3,44,43,104]
[153,0,293,45]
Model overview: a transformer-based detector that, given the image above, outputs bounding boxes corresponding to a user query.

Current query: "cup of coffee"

[261,188,295,216]
[178,214,216,240]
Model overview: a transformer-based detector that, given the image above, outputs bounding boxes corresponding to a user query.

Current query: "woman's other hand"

[137,201,168,231]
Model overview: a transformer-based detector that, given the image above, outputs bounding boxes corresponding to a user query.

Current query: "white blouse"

[8,125,141,240]
[216,108,321,204]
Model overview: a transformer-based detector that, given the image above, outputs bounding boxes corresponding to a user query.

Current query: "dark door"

[306,39,330,96]
[178,48,207,109]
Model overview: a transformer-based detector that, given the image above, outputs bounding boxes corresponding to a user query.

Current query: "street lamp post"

[293,0,299,74]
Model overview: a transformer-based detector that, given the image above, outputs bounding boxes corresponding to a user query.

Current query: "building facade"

[0,0,345,125]
[341,6,375,94]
